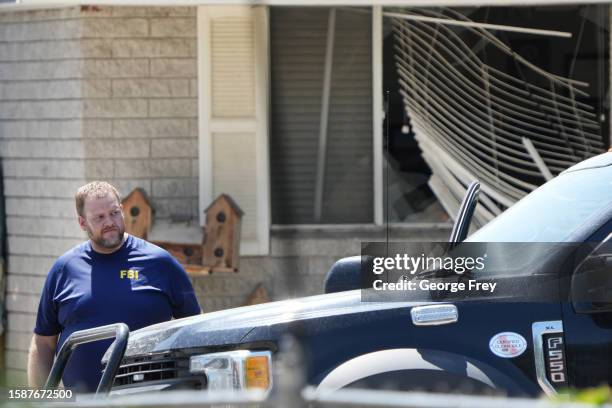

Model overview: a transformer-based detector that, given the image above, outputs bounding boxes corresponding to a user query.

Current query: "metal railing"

[44,323,129,398]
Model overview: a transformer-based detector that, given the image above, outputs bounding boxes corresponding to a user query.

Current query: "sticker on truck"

[489,332,527,358]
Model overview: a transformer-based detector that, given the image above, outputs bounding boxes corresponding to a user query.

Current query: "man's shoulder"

[127,235,187,275]
[50,241,89,275]
[128,235,173,260]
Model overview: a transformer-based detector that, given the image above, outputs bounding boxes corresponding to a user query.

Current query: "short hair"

[75,181,121,217]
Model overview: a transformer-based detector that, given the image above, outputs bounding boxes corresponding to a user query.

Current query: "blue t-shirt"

[34,234,201,392]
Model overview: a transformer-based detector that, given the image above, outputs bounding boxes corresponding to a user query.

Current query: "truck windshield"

[467,165,612,243]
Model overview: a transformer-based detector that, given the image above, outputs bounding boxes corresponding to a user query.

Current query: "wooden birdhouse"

[202,194,243,273]
[243,283,270,306]
[121,188,153,240]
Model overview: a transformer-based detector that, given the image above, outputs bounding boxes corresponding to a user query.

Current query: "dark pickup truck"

[101,152,612,398]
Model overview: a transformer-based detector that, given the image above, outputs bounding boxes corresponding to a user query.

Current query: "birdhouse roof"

[122,187,154,211]
[205,194,244,216]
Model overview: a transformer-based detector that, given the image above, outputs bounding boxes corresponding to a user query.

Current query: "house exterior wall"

[79,6,199,222]
[0,5,453,387]
[195,224,452,316]
[0,6,89,386]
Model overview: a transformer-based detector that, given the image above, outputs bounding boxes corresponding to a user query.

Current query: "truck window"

[467,165,612,243]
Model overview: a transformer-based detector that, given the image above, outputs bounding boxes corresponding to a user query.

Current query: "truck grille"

[113,353,188,387]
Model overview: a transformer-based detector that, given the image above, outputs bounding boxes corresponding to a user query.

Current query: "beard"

[87,224,125,249]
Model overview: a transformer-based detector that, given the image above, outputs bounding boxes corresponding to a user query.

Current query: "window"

[270,7,374,224]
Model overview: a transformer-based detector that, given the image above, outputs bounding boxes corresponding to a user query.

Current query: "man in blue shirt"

[27,181,201,392]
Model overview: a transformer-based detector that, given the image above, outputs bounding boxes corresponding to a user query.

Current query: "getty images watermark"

[371,252,496,293]
[359,242,578,302]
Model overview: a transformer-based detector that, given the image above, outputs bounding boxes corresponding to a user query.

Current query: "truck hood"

[562,151,612,173]
[115,290,414,358]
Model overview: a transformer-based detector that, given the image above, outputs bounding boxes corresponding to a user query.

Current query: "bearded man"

[27,181,201,393]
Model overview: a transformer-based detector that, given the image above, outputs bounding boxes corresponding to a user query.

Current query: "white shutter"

[198,6,270,255]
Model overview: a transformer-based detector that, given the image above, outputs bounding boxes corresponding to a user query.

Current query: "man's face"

[78,194,125,250]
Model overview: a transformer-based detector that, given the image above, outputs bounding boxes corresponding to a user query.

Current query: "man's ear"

[78,215,87,231]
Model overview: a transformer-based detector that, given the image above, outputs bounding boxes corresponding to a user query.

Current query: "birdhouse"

[202,194,243,272]
[153,241,204,272]
[243,283,270,306]
[121,188,153,240]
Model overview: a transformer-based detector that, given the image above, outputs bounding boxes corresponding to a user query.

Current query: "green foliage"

[555,386,611,406]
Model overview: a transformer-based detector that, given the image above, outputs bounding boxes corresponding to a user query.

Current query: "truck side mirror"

[571,238,612,313]
[324,256,373,294]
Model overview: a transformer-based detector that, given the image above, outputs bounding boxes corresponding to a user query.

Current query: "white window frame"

[373,5,384,225]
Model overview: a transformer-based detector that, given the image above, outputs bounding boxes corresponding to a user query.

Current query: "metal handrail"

[43,323,129,398]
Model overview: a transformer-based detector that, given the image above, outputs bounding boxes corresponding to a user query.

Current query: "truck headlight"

[189,350,272,391]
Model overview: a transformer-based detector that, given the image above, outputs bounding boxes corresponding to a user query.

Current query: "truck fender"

[316,348,526,395]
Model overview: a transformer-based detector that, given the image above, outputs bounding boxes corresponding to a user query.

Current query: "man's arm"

[27,334,58,388]
[163,255,201,318]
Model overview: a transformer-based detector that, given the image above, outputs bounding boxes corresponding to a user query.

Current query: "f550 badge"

[120,269,139,280]
[543,333,568,387]
[532,321,565,396]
